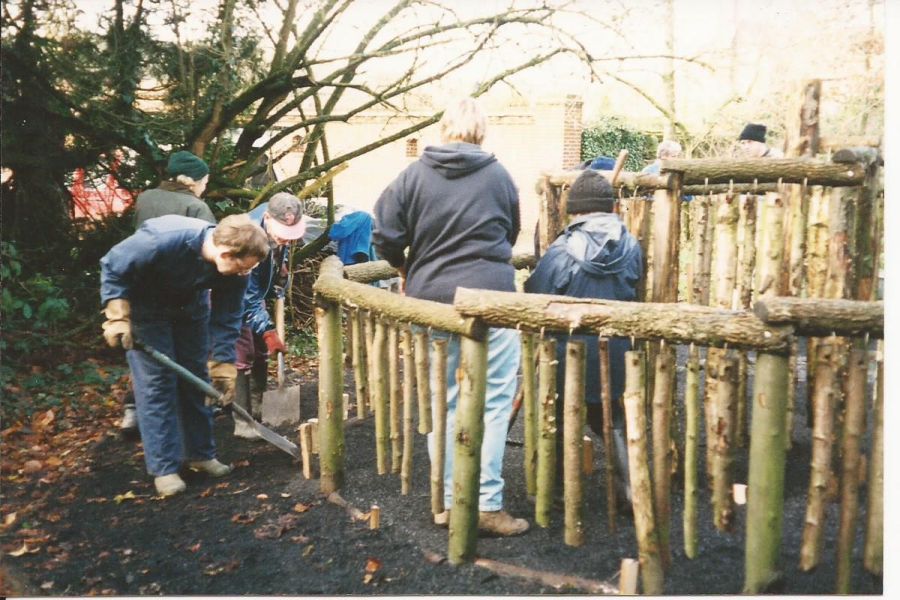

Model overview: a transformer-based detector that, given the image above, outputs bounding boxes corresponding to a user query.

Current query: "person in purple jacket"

[100,214,269,497]
[373,97,528,536]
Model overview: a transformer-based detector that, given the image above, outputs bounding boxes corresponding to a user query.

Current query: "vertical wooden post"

[414,330,433,434]
[683,344,700,559]
[742,352,789,594]
[400,327,415,495]
[538,175,563,257]
[863,343,883,575]
[805,185,830,413]
[599,338,618,531]
[431,339,448,518]
[799,338,840,571]
[651,343,674,566]
[364,311,377,417]
[536,337,558,528]
[711,353,738,532]
[372,319,389,475]
[350,308,368,419]
[388,324,402,473]
[687,195,713,306]
[447,333,488,565]
[734,194,758,448]
[315,298,344,494]
[785,183,809,297]
[628,198,653,303]
[299,422,314,479]
[563,340,586,547]
[623,350,663,595]
[651,173,682,303]
[835,347,868,593]
[619,558,640,595]
[521,332,538,497]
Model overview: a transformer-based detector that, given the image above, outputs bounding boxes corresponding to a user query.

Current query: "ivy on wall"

[581,116,656,171]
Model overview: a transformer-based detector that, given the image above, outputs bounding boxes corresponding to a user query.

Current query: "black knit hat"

[566,169,615,214]
[738,123,767,143]
[166,150,209,180]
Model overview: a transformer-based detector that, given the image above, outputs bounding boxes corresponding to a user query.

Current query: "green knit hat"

[166,151,209,180]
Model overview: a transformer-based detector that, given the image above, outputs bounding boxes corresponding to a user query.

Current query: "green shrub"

[581,116,656,171]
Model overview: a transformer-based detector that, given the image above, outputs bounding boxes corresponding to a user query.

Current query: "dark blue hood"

[420,142,497,180]
[561,212,641,278]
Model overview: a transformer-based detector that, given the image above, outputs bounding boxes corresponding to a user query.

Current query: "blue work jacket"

[242,203,289,336]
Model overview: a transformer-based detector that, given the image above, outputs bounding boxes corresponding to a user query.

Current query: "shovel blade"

[261,385,302,428]
[231,403,300,459]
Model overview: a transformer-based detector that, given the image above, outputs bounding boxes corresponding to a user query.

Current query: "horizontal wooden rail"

[343,253,536,284]
[315,256,485,339]
[661,158,865,186]
[453,288,792,352]
[545,170,673,191]
[753,297,883,338]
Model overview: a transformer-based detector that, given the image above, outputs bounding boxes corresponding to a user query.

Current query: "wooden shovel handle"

[610,149,629,186]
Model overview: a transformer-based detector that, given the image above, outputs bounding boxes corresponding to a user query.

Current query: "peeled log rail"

[453,288,791,353]
[343,253,536,284]
[661,158,865,186]
[316,256,484,339]
[753,297,883,338]
[545,170,673,191]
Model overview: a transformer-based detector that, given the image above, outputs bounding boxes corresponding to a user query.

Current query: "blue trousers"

[127,305,217,476]
[427,328,521,512]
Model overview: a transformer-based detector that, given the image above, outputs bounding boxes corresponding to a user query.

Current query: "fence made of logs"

[311,154,883,594]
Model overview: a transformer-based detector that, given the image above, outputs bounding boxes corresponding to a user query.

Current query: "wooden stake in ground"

[431,339,448,517]
[388,324,402,473]
[863,344,883,575]
[623,350,664,594]
[799,338,841,571]
[536,337,558,529]
[315,300,344,494]
[599,337,618,531]
[683,344,701,559]
[372,319,389,475]
[448,334,488,565]
[651,343,675,566]
[414,330,433,434]
[711,353,738,532]
[365,310,377,418]
[563,340,586,547]
[619,558,640,595]
[400,327,415,495]
[521,332,538,497]
[299,422,314,480]
[835,347,868,593]
[350,308,369,419]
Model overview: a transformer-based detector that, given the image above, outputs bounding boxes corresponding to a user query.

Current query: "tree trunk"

[521,333,538,497]
[430,339,448,517]
[863,343,883,575]
[350,308,368,419]
[536,338,558,529]
[799,338,841,571]
[652,344,675,566]
[563,341,586,547]
[372,319,389,475]
[743,352,789,594]
[315,301,344,494]
[447,334,488,565]
[683,344,701,559]
[599,338,618,532]
[711,353,738,532]
[388,324,402,474]
[414,330,433,434]
[400,327,414,495]
[623,351,664,594]
[661,158,865,186]
[835,347,868,593]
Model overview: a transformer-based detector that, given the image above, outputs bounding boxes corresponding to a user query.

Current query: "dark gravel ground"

[1,342,883,596]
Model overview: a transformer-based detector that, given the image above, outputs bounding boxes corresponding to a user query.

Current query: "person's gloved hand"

[262,330,286,355]
[102,299,133,349]
[207,361,237,407]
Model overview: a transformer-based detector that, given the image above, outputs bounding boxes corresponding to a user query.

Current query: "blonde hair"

[439,97,486,145]
[656,140,683,160]
[212,214,269,260]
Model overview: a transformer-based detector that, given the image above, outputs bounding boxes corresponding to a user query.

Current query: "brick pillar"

[562,95,584,170]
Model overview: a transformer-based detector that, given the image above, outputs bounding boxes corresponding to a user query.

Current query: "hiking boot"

[433,510,450,528]
[233,418,262,441]
[188,459,233,477]
[478,510,529,537]
[155,473,186,497]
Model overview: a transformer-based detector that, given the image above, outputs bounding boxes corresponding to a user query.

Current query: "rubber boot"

[250,361,268,421]
[233,371,261,441]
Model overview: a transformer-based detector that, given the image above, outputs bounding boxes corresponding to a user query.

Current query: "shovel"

[260,296,301,426]
[134,339,300,460]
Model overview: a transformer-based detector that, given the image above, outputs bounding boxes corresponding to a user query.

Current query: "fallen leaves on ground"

[363,557,382,585]
[203,560,240,576]
[292,502,311,513]
[230,511,259,525]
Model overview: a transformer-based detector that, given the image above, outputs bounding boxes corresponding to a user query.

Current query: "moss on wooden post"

[400,327,415,495]
[372,319,389,475]
[535,337,558,529]
[315,300,344,494]
[431,339,448,518]
[414,330,433,434]
[683,344,701,559]
[651,343,675,566]
[521,332,538,497]
[350,308,368,419]
[623,350,664,594]
[599,338,617,531]
[448,333,488,565]
[563,340,586,547]
[743,351,789,594]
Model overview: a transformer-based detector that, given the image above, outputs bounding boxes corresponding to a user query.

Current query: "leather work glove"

[207,361,237,407]
[102,299,133,349]
[262,330,287,355]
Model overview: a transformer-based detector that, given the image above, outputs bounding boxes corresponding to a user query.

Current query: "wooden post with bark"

[651,173,682,303]
[365,310,377,418]
[835,347,868,593]
[538,174,564,257]
[315,279,345,494]
[431,339,448,518]
[521,332,539,497]
[599,338,618,531]
[448,333,489,565]
[414,330,433,434]
[863,344,883,576]
[687,194,713,306]
[651,343,675,566]
[388,324,402,473]
[400,327,415,495]
[683,344,701,559]
[711,353,738,532]
[623,350,664,594]
[536,337,558,528]
[563,340,586,547]
[734,194,758,448]
[350,308,369,419]
[372,319,389,475]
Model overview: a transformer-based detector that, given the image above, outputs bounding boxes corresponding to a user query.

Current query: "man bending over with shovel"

[232,192,306,439]
[100,214,269,496]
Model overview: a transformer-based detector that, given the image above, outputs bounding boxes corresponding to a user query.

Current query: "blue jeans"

[427,327,520,512]
[127,304,217,476]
